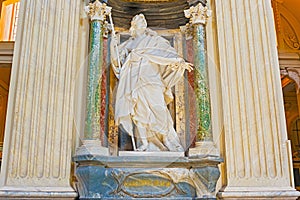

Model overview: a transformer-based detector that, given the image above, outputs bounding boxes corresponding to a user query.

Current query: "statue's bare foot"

[136,144,148,151]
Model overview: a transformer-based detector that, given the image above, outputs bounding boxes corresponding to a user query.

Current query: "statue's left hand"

[184,62,194,72]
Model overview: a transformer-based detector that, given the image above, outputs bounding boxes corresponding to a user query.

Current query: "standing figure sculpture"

[110,14,193,152]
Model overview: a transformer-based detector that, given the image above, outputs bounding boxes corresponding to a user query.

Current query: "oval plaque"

[121,172,176,198]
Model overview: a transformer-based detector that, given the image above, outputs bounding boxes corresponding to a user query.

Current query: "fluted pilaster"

[215,0,299,199]
[0,0,81,198]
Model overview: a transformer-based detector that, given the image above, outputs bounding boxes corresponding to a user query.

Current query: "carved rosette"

[85,0,112,22]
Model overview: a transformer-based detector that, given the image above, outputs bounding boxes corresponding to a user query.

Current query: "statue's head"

[129,14,147,38]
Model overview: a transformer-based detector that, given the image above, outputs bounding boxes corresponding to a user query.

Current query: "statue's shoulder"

[145,29,168,43]
[145,28,158,37]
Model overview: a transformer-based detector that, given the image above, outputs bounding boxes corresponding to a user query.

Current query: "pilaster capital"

[184,3,212,25]
[85,0,112,21]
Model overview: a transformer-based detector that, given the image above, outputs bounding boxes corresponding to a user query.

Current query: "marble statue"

[110,14,193,152]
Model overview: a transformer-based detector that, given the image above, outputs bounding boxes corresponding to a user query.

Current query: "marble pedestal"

[73,153,222,199]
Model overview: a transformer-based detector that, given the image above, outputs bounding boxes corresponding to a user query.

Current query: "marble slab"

[119,151,185,157]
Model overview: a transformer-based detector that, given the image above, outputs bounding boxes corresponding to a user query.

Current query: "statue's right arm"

[110,36,119,66]
[110,35,130,78]
[110,36,122,78]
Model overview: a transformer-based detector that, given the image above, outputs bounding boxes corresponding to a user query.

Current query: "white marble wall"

[215,0,300,199]
[0,0,82,198]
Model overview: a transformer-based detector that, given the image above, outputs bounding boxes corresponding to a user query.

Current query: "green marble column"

[193,23,212,141]
[184,3,213,142]
[83,0,111,141]
[85,20,104,140]
[75,0,111,156]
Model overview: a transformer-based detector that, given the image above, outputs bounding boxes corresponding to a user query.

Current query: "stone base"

[189,141,219,157]
[76,140,109,156]
[217,187,300,200]
[73,154,222,199]
[119,151,185,157]
[0,186,77,199]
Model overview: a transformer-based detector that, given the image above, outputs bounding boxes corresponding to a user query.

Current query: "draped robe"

[111,30,187,151]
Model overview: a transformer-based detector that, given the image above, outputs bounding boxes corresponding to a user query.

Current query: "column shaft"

[0,0,80,198]
[85,20,103,140]
[184,3,218,156]
[193,24,212,141]
[75,0,110,156]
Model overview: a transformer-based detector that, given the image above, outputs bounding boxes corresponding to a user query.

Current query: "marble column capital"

[184,3,211,26]
[85,0,111,22]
